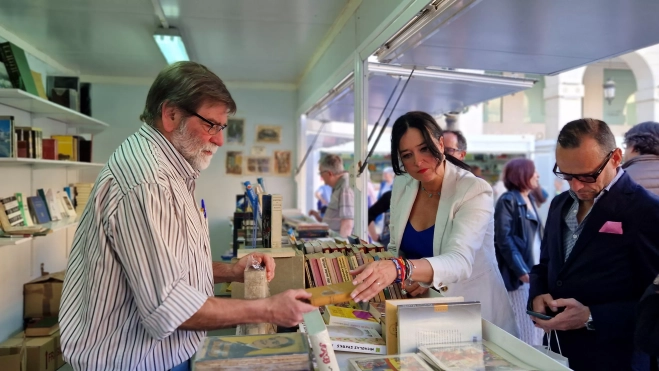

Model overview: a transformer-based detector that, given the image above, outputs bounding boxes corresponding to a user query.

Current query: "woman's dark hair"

[390,111,471,175]
[624,121,659,156]
[503,158,536,192]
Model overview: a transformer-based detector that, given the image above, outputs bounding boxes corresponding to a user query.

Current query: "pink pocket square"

[599,221,623,234]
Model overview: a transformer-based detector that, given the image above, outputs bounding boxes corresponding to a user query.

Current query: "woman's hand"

[349,260,398,302]
[403,282,429,297]
[520,274,530,283]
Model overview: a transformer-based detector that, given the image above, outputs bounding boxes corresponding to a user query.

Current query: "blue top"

[400,221,435,259]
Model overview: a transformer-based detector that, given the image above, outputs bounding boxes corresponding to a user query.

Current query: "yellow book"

[51,135,74,161]
[305,281,355,307]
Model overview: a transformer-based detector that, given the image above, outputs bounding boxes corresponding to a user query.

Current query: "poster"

[273,150,292,176]
[255,125,282,144]
[251,146,267,156]
[245,156,272,175]
[226,151,243,175]
[226,118,245,144]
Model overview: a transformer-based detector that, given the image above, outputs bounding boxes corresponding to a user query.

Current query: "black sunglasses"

[553,149,615,183]
[183,108,227,135]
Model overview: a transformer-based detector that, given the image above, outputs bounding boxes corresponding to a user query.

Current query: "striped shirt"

[322,173,354,232]
[59,124,213,371]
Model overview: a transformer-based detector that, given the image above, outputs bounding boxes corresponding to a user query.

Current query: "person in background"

[529,118,659,371]
[622,121,659,195]
[59,62,315,371]
[350,111,518,337]
[379,167,395,197]
[635,274,659,371]
[309,154,354,237]
[471,165,483,178]
[314,184,332,217]
[494,158,544,346]
[443,130,467,161]
[368,190,392,246]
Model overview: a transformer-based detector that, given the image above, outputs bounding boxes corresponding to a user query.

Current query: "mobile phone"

[526,309,554,320]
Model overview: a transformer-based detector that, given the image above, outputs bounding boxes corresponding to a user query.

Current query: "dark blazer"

[494,190,543,291]
[529,172,659,371]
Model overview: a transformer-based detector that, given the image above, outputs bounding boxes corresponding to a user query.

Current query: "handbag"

[532,330,569,368]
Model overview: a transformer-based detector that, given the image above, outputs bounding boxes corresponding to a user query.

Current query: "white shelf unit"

[0,88,108,342]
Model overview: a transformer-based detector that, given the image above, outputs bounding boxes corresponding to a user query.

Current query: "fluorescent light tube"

[153,27,189,64]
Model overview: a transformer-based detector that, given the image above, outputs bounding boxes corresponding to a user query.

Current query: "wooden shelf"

[0,218,79,247]
[0,158,104,169]
[0,89,109,134]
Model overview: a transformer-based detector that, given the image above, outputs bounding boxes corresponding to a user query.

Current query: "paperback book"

[348,353,434,371]
[322,305,381,334]
[418,341,535,371]
[195,333,312,370]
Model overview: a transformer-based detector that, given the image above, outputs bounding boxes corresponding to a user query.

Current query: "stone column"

[543,67,586,141]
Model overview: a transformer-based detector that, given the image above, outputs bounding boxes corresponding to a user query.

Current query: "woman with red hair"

[494,158,544,345]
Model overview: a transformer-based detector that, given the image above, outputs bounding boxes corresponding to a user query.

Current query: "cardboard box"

[0,350,26,371]
[0,336,55,371]
[12,331,63,369]
[24,271,65,319]
[231,251,305,299]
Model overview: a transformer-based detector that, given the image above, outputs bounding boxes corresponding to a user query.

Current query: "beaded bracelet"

[391,258,403,283]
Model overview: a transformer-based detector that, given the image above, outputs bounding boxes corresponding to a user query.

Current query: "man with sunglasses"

[60,62,316,371]
[529,118,659,371]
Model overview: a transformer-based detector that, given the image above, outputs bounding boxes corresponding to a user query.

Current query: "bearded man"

[59,62,315,371]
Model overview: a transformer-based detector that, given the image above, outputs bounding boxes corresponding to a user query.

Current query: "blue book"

[27,196,50,224]
[0,115,14,158]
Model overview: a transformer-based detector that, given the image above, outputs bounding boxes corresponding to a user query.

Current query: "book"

[418,341,535,371]
[14,193,33,227]
[0,116,14,158]
[348,353,434,371]
[322,305,381,334]
[27,196,51,224]
[385,297,464,355]
[194,333,311,370]
[325,325,385,354]
[1,196,24,227]
[397,301,482,354]
[24,317,59,337]
[301,309,340,371]
[305,281,356,307]
[58,191,77,218]
[0,42,38,96]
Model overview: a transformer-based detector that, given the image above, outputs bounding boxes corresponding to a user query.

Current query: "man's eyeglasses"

[444,147,464,156]
[553,149,615,183]
[183,108,227,135]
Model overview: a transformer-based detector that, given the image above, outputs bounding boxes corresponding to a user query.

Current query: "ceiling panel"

[0,0,348,81]
[311,67,534,124]
[378,0,659,75]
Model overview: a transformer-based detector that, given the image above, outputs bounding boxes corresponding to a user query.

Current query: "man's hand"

[403,282,429,297]
[308,210,321,222]
[519,274,530,283]
[533,298,590,331]
[265,290,316,327]
[531,293,555,314]
[231,253,276,283]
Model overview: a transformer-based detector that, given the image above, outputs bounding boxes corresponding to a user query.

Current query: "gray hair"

[557,118,616,156]
[624,121,659,156]
[319,154,344,174]
[140,61,237,127]
[444,130,467,151]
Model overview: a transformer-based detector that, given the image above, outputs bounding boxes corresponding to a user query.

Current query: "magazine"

[349,353,434,371]
[419,341,536,371]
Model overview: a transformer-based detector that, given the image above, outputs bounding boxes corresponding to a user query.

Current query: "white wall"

[0,109,80,342]
[89,83,298,260]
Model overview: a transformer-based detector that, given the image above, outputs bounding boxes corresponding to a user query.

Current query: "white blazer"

[388,161,518,337]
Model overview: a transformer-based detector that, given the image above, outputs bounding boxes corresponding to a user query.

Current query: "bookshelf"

[0,89,108,134]
[0,217,79,247]
[0,158,104,169]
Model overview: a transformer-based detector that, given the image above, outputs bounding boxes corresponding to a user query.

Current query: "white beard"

[171,119,218,171]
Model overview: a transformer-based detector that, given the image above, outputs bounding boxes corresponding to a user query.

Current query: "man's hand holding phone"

[530,295,590,332]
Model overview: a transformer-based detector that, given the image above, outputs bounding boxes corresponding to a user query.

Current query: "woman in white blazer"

[351,112,518,336]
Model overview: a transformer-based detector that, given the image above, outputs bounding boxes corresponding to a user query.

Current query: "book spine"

[270,194,282,248]
[331,340,386,355]
[318,257,332,285]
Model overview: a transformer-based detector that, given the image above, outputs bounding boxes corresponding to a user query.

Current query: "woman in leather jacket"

[494,158,544,345]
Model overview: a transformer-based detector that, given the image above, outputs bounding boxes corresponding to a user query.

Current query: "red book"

[42,138,57,160]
